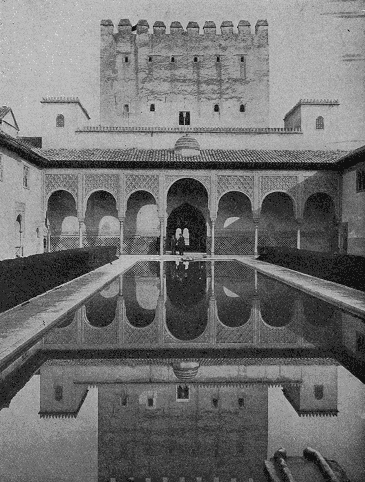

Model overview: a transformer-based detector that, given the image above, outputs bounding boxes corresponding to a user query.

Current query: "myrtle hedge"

[258,247,365,291]
[0,247,118,313]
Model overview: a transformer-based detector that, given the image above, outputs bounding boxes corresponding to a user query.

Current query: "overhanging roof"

[42,148,346,169]
[0,130,48,167]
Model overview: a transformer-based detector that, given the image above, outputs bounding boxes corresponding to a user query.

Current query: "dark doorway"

[167,203,206,252]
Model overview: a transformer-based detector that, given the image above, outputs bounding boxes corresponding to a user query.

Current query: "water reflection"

[1,260,365,481]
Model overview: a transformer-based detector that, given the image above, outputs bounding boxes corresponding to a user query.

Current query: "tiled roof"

[0,130,48,166]
[41,148,346,168]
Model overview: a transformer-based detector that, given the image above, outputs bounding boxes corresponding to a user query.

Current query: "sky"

[1,0,364,136]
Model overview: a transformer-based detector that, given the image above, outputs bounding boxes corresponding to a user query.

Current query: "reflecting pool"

[0,260,365,482]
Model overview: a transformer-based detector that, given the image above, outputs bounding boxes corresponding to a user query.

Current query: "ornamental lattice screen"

[50,236,79,252]
[123,235,160,254]
[215,234,255,255]
[258,231,297,249]
[83,235,120,250]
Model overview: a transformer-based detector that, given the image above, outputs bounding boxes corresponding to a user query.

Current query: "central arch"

[166,178,209,253]
[167,203,206,252]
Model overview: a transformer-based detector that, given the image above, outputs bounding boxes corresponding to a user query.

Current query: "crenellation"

[203,21,216,35]
[136,19,149,35]
[220,20,234,36]
[170,21,183,35]
[153,21,166,35]
[118,18,132,35]
[187,21,200,35]
[238,20,251,35]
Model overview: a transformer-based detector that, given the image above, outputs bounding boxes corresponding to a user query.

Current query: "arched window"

[316,116,324,129]
[314,385,324,400]
[216,56,220,63]
[171,56,175,63]
[240,104,245,113]
[194,56,198,62]
[150,103,155,112]
[123,104,129,114]
[214,104,220,112]
[56,114,64,127]
[183,227,190,246]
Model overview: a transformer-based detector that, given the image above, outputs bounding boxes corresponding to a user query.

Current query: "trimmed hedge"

[258,247,365,291]
[0,247,118,313]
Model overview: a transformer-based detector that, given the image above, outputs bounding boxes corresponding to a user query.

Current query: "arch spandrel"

[125,174,159,201]
[259,175,299,214]
[84,173,119,203]
[217,175,254,204]
[45,174,78,204]
[125,189,158,206]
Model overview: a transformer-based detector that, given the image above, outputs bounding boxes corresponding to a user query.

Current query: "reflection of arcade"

[165,261,208,340]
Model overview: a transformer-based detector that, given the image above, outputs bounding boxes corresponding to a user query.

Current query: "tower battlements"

[100,18,268,41]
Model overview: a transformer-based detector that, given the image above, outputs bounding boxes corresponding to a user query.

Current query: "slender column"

[211,218,216,256]
[78,219,84,248]
[159,217,164,255]
[296,219,303,249]
[253,217,260,257]
[118,217,125,255]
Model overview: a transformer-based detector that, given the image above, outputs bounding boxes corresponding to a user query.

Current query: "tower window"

[54,386,63,402]
[240,104,245,113]
[316,116,324,129]
[171,56,175,63]
[356,168,365,192]
[148,56,152,62]
[124,56,129,63]
[314,385,324,400]
[179,111,190,125]
[150,103,155,112]
[212,398,218,408]
[238,397,245,408]
[123,104,129,114]
[214,104,220,112]
[194,56,198,62]
[56,114,64,127]
[147,397,154,407]
[240,56,245,62]
[216,56,220,62]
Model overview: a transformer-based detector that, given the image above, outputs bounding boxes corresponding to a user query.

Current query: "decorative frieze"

[84,173,119,199]
[217,175,254,201]
[125,174,159,200]
[45,173,78,200]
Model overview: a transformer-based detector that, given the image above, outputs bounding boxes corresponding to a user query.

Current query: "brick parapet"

[76,126,302,134]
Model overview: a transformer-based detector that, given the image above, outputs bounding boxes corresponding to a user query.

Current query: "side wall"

[341,160,365,255]
[0,148,44,260]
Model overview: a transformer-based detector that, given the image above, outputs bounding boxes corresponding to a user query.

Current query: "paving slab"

[0,255,155,370]
[235,256,365,318]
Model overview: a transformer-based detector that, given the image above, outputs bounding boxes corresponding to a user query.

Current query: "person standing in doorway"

[171,234,177,255]
[177,233,185,256]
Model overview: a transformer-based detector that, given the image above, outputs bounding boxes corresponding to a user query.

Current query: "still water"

[0,260,365,482]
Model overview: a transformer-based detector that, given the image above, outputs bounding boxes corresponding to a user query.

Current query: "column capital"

[118,216,125,223]
[253,216,260,225]
[295,217,304,226]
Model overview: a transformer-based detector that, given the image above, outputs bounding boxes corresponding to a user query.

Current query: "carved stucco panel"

[84,173,119,199]
[259,175,299,213]
[125,174,159,200]
[217,175,254,201]
[45,173,78,200]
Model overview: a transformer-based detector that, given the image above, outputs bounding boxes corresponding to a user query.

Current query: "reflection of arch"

[216,191,254,254]
[215,261,255,327]
[302,294,336,327]
[258,275,297,327]
[123,278,157,328]
[85,292,118,327]
[259,192,297,248]
[165,261,208,340]
[302,192,337,252]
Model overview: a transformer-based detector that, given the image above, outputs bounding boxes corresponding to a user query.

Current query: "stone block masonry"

[100,19,269,128]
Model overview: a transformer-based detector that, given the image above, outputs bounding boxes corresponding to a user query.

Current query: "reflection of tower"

[97,382,269,481]
[282,365,338,417]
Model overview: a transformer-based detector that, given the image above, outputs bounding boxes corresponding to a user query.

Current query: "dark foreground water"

[1,261,365,482]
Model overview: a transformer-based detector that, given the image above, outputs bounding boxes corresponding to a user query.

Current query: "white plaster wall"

[0,148,43,260]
